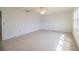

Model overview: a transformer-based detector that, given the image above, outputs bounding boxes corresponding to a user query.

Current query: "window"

[77,8,79,31]
[73,8,79,31]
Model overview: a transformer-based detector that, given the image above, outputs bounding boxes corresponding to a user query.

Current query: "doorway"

[0,11,2,40]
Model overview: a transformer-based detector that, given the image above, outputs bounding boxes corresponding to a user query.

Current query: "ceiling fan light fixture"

[39,7,48,14]
[40,10,47,14]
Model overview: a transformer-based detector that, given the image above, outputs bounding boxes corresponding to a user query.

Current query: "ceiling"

[19,7,73,14]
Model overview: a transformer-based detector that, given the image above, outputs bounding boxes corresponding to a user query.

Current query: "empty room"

[0,7,79,51]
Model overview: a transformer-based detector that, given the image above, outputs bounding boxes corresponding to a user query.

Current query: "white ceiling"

[44,7,72,14]
[19,7,73,14]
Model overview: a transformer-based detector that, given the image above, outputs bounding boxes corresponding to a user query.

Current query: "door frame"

[0,11,2,40]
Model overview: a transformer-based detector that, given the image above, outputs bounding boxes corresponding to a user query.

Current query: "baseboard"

[41,29,72,33]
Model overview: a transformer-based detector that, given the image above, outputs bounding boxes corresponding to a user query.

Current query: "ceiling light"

[40,7,48,14]
[40,10,47,14]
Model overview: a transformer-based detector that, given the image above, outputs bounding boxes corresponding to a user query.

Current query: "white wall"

[41,11,73,32]
[0,8,40,40]
[0,7,73,40]
[73,8,79,49]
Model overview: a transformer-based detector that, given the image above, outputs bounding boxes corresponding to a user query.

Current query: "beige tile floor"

[0,30,78,51]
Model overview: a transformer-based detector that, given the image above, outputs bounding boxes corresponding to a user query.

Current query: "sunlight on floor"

[56,34,65,51]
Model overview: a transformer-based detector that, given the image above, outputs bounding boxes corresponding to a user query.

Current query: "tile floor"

[0,30,78,51]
